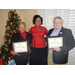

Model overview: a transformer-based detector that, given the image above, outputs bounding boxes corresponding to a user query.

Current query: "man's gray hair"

[18,22,26,27]
[53,16,63,22]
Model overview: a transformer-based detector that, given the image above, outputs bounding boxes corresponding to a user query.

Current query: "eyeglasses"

[54,22,62,24]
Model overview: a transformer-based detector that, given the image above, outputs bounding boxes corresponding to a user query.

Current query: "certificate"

[12,41,28,53]
[47,36,63,50]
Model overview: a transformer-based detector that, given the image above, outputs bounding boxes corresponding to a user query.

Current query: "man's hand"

[53,47,61,52]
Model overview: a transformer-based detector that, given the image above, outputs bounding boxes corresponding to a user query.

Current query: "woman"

[28,15,48,65]
[9,22,32,65]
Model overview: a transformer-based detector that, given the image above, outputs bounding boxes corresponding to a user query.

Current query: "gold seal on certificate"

[12,41,28,53]
[47,36,63,50]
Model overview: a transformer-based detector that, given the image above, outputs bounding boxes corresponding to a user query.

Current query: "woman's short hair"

[33,15,43,25]
[18,22,26,27]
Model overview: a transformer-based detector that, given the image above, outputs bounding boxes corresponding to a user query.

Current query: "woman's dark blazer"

[47,27,75,64]
[9,31,32,58]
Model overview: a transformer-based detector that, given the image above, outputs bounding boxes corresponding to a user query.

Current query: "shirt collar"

[35,25,41,28]
[54,27,62,31]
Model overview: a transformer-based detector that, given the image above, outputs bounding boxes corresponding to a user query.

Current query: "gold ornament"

[5,39,7,41]
[6,48,8,51]
[5,48,7,50]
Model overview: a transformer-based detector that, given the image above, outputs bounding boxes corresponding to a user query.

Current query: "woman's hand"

[11,51,18,56]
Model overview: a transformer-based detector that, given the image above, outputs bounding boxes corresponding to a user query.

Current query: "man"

[47,16,75,64]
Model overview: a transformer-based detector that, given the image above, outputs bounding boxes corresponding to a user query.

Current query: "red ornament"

[10,18,12,20]
[5,34,7,37]
[9,31,12,34]
[0,58,3,65]
[3,34,7,38]
[3,35,6,38]
[6,25,8,27]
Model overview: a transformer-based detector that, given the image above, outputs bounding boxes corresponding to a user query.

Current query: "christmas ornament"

[9,31,12,34]
[3,34,7,38]
[10,22,12,25]
[5,39,7,41]
[0,58,3,65]
[6,25,8,27]
[10,18,12,20]
[7,33,9,36]
[6,49,8,51]
[3,35,6,38]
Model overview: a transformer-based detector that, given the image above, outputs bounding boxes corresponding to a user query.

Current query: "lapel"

[58,27,64,36]
[17,32,25,40]
[47,28,54,37]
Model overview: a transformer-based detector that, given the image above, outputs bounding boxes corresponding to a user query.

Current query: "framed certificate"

[12,41,28,53]
[47,36,63,50]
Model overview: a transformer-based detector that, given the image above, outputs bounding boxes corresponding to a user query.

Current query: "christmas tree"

[0,10,21,63]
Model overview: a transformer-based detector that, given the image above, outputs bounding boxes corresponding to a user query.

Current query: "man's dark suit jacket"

[47,27,75,64]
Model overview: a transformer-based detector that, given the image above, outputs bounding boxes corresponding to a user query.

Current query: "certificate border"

[12,41,28,53]
[47,36,63,50]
